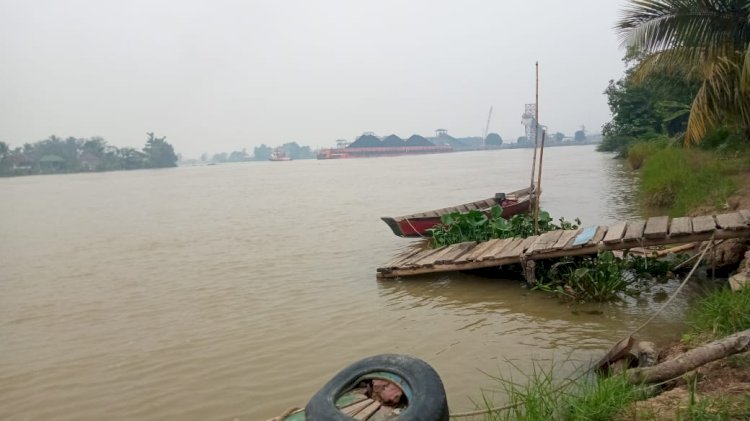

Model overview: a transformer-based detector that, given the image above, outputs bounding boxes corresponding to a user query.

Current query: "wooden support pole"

[534,129,546,234]
[529,62,539,194]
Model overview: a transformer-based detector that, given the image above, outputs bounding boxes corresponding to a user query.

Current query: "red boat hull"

[381,188,534,238]
[317,145,452,159]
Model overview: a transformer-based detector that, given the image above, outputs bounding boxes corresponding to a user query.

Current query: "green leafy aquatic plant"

[535,252,632,302]
[427,206,580,248]
[534,251,678,302]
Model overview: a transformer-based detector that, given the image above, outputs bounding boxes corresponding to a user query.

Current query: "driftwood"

[627,329,750,384]
[633,341,658,368]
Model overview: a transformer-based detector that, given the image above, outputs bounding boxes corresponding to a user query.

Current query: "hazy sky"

[1,0,628,158]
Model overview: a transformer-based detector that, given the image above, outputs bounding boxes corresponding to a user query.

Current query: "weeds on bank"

[674,376,750,421]
[626,138,669,170]
[686,285,750,340]
[477,362,638,421]
[638,147,740,216]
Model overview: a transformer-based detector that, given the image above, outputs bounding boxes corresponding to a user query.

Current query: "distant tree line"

[0,132,178,177]
[203,142,315,163]
[515,130,586,145]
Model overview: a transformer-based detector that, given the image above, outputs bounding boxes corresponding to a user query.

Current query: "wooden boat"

[381,187,534,237]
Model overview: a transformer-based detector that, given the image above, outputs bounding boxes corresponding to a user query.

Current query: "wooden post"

[529,62,539,193]
[523,260,536,286]
[534,129,546,234]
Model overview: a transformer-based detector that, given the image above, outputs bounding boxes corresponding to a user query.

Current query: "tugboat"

[269,149,292,161]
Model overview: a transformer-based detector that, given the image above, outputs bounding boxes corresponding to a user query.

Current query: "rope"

[630,236,715,336]
[403,217,427,239]
[672,240,723,271]
[265,407,302,421]
[449,236,717,419]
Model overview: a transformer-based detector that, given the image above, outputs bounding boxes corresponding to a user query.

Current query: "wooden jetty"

[377,210,750,279]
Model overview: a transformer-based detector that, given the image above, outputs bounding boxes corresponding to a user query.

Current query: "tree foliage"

[277,142,314,159]
[485,132,503,146]
[0,133,179,176]
[143,132,178,168]
[617,0,750,144]
[600,63,700,153]
[253,144,273,161]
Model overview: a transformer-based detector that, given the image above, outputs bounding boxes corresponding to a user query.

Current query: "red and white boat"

[380,187,534,237]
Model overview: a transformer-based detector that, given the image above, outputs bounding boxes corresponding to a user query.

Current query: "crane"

[483,106,493,146]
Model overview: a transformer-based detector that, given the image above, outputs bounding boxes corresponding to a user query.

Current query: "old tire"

[304,354,449,421]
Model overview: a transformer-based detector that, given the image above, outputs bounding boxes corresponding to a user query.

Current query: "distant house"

[79,152,101,171]
[39,154,65,172]
[9,153,33,171]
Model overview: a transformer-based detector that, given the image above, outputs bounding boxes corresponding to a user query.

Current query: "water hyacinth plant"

[535,251,633,302]
[427,206,580,248]
[534,251,681,302]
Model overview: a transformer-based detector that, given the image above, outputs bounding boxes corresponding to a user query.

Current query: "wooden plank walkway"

[377,210,750,279]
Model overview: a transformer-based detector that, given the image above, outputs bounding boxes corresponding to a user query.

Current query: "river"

[0,145,704,420]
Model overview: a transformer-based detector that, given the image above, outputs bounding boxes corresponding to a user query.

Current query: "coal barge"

[317,134,452,159]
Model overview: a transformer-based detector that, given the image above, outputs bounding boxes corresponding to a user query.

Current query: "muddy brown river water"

[0,146,706,419]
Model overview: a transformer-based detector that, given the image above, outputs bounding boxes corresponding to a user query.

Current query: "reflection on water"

[0,146,698,420]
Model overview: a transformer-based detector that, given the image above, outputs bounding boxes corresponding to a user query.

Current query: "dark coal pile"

[381,135,405,147]
[405,135,434,147]
[348,134,382,148]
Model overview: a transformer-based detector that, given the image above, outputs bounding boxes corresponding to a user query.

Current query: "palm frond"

[632,48,705,82]
[618,0,749,54]
[685,56,750,144]
[741,44,750,93]
[619,0,750,143]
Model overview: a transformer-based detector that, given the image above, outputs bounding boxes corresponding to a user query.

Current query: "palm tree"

[617,0,750,144]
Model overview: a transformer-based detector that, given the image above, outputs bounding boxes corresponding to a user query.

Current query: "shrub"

[699,126,750,155]
[625,138,669,169]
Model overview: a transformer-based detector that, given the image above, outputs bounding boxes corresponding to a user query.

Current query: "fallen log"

[627,329,750,384]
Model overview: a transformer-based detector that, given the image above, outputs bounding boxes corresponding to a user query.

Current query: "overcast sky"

[0,0,628,158]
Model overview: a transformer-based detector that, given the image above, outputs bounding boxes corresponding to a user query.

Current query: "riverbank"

[465,143,750,420]
[619,144,750,419]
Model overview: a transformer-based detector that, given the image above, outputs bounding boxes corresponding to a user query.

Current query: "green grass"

[687,285,750,339]
[564,375,638,421]
[626,138,668,169]
[638,147,740,216]
[477,363,638,421]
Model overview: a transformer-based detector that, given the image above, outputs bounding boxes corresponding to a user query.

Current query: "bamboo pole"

[529,62,539,193]
[534,129,546,234]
